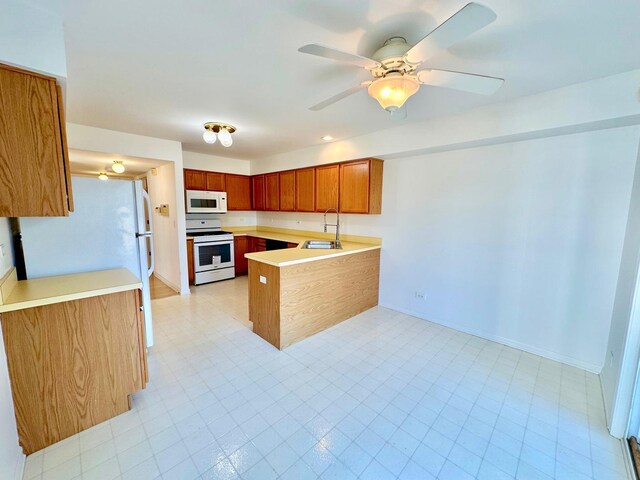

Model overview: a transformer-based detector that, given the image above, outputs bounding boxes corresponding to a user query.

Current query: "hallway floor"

[24,277,629,479]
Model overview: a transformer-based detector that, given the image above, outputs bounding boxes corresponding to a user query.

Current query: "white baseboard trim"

[380,302,602,373]
[152,272,180,294]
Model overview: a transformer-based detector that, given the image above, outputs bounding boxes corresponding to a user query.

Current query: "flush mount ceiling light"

[98,172,109,181]
[111,160,125,174]
[321,135,334,141]
[202,122,236,147]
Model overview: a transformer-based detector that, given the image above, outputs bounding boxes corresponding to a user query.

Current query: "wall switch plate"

[259,275,267,284]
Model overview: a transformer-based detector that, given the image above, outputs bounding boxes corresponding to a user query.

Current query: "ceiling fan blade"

[389,106,407,121]
[417,69,503,95]
[309,82,371,111]
[299,44,380,69]
[405,3,497,65]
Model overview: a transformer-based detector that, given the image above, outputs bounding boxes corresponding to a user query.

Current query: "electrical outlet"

[260,275,267,284]
[414,291,426,300]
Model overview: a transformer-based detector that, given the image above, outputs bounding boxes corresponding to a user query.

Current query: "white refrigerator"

[19,176,155,347]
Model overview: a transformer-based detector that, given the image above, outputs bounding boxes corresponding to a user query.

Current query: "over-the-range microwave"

[186,190,227,214]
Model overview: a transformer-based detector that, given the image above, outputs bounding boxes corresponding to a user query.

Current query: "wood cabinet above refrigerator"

[0,63,73,217]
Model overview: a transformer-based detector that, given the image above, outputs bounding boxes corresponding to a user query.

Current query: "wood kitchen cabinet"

[252,175,266,211]
[226,174,252,210]
[295,167,315,212]
[0,63,73,217]
[315,164,340,212]
[1,288,147,454]
[265,173,280,211]
[251,237,267,252]
[339,158,383,214]
[206,172,225,191]
[279,171,295,211]
[234,236,249,275]
[184,169,206,190]
[187,237,195,285]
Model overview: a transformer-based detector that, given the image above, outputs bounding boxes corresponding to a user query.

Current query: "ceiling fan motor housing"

[371,37,415,77]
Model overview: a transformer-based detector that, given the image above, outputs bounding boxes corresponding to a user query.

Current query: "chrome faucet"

[323,208,341,247]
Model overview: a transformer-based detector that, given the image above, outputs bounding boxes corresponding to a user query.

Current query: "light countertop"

[0,268,142,314]
[238,230,381,267]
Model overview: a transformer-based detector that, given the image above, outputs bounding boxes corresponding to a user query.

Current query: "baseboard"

[152,272,180,293]
[624,437,637,479]
[381,302,602,373]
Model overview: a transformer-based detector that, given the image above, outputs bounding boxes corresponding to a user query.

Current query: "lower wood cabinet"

[1,289,148,454]
[187,237,195,285]
[234,236,249,276]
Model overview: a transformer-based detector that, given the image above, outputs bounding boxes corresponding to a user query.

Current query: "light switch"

[259,275,267,284]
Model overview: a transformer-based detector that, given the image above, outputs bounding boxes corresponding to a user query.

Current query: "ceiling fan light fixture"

[367,73,419,111]
[111,160,125,174]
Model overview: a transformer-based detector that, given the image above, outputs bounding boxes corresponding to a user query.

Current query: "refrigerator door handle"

[142,189,155,276]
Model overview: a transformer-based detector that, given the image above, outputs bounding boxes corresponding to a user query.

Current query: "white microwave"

[186,190,227,214]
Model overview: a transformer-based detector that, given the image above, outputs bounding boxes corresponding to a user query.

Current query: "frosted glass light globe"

[112,161,125,173]
[203,130,217,144]
[218,128,233,147]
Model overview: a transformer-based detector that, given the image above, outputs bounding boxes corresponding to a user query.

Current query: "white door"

[134,180,155,347]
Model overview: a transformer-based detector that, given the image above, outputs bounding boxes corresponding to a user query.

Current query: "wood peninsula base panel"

[249,249,380,349]
[1,289,147,454]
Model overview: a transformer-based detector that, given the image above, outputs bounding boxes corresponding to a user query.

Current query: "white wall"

[0,0,66,80]
[147,165,182,290]
[183,151,251,175]
[601,140,640,437]
[257,127,638,372]
[67,124,190,294]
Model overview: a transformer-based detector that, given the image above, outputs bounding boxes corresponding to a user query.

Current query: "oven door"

[194,240,234,272]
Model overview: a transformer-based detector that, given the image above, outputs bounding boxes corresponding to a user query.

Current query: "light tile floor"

[24,277,629,480]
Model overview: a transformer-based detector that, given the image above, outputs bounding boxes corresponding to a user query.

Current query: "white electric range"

[186,219,235,285]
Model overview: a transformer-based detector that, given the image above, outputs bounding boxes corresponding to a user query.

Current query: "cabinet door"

[187,238,195,285]
[0,64,72,217]
[252,175,266,210]
[234,236,249,275]
[226,174,251,210]
[279,171,295,211]
[265,173,280,211]
[315,164,340,212]
[339,160,370,214]
[206,172,225,191]
[295,168,315,212]
[184,169,206,190]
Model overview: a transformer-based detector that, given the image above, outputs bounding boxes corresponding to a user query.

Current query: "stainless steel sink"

[302,240,342,249]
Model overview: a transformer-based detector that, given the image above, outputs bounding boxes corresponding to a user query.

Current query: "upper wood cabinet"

[265,173,280,211]
[0,64,73,217]
[206,172,225,191]
[252,175,266,211]
[315,164,340,212]
[279,171,295,212]
[184,169,206,190]
[226,174,252,210]
[295,168,315,212]
[339,158,383,214]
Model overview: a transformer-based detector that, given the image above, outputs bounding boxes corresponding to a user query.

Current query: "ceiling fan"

[298,2,503,119]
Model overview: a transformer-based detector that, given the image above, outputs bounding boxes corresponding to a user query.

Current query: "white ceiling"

[69,149,169,178]
[28,0,640,160]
